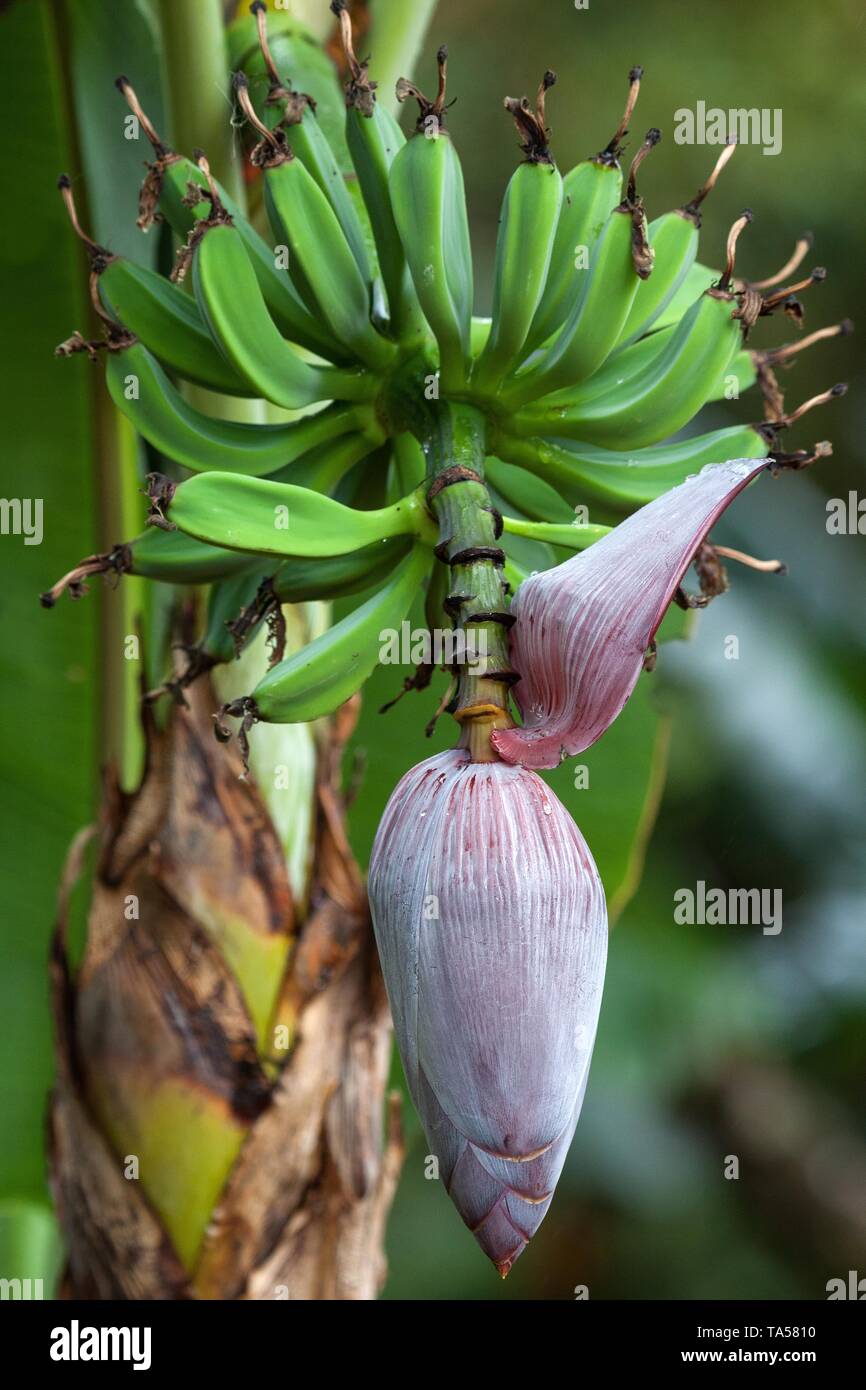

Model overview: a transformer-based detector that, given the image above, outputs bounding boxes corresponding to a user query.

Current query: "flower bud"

[368,748,607,1275]
[493,457,770,768]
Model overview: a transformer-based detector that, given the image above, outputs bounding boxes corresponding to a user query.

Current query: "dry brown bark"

[48,680,402,1300]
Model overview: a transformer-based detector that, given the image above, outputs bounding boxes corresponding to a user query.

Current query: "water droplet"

[542,800,552,816]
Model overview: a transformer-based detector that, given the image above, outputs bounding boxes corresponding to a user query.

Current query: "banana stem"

[413,401,515,760]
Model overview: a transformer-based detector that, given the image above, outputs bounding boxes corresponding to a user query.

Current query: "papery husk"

[49,682,402,1300]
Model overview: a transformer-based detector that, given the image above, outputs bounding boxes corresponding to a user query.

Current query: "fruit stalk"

[413,399,516,759]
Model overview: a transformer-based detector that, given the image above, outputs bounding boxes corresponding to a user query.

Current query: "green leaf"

[0,0,169,1207]
[63,0,168,262]
[0,0,99,1201]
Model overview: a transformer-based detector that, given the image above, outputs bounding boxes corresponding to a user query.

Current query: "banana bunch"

[46,0,847,745]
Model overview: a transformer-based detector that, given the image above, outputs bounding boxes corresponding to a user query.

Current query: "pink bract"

[492,456,769,768]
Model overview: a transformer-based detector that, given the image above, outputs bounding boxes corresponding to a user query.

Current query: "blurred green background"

[1,0,864,1300]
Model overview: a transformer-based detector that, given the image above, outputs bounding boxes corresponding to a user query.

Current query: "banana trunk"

[48,676,402,1300]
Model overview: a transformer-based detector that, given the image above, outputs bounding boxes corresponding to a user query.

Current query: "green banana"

[521,66,642,354]
[471,76,563,393]
[709,319,853,405]
[493,423,769,509]
[115,77,344,362]
[614,142,736,349]
[651,259,720,333]
[332,1,427,343]
[499,129,661,408]
[201,567,271,668]
[233,75,395,373]
[534,286,741,412]
[389,48,474,391]
[424,555,449,635]
[387,432,427,502]
[346,104,425,340]
[104,340,376,476]
[55,179,254,397]
[497,527,557,586]
[540,321,679,409]
[507,284,744,449]
[278,110,373,289]
[199,539,416,671]
[229,2,351,162]
[57,174,253,396]
[501,515,610,550]
[270,431,381,492]
[499,200,642,406]
[707,348,758,402]
[191,218,376,409]
[522,158,623,356]
[470,317,492,356]
[40,527,261,608]
[250,0,373,286]
[502,552,530,595]
[128,528,261,583]
[484,456,574,523]
[271,537,414,606]
[99,258,253,396]
[614,212,697,351]
[242,545,432,724]
[527,239,754,415]
[164,471,436,558]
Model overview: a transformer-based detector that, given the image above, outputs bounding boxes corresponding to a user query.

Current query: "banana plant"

[34,0,848,1294]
